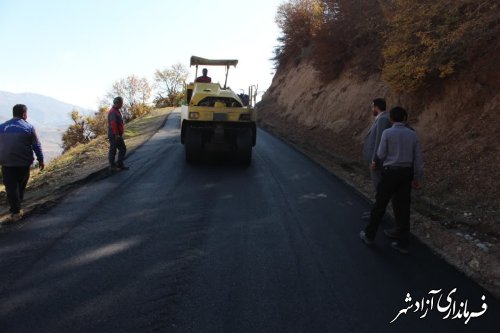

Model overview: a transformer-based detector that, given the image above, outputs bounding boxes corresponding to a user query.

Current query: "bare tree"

[107,75,152,120]
[154,63,189,107]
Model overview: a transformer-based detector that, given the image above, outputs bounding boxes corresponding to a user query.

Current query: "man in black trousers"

[360,106,424,254]
[107,96,128,171]
[0,104,44,221]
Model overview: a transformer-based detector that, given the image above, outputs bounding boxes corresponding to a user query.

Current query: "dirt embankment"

[257,53,500,297]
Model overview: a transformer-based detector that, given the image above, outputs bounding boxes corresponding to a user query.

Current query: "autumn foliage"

[60,63,187,154]
[382,0,500,91]
[274,0,500,91]
[61,107,108,153]
[274,0,324,67]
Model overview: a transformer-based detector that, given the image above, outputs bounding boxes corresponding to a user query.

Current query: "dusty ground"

[0,107,173,225]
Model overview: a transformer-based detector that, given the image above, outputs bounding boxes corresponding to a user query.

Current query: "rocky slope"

[257,50,500,297]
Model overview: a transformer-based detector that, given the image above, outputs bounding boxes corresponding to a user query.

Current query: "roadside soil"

[0,107,174,226]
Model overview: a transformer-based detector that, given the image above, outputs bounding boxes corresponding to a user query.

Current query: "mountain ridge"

[0,91,94,126]
[0,91,96,162]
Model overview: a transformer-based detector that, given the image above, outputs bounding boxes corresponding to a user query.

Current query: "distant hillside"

[0,91,93,126]
[0,91,95,162]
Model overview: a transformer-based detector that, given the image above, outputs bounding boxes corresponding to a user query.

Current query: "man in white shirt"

[360,106,424,254]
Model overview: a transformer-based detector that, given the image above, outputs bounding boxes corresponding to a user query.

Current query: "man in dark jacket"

[108,96,128,171]
[361,98,391,219]
[363,98,391,187]
[0,104,44,221]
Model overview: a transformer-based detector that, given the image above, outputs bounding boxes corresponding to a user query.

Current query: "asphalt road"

[0,111,498,333]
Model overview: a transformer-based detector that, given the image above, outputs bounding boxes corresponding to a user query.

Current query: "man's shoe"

[391,242,409,254]
[109,165,120,172]
[10,210,24,222]
[384,228,401,239]
[117,165,129,170]
[360,230,374,245]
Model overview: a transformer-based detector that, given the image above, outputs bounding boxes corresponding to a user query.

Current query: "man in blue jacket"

[0,104,44,221]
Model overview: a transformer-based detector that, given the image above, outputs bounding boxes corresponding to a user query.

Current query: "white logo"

[390,288,487,324]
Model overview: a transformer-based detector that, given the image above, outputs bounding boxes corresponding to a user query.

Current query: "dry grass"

[0,107,174,224]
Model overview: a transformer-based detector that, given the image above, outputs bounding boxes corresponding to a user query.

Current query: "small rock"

[476,243,489,252]
[469,259,480,270]
[464,234,473,241]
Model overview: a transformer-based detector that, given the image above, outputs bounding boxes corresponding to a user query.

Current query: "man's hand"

[39,162,45,171]
[412,180,421,189]
[370,161,377,171]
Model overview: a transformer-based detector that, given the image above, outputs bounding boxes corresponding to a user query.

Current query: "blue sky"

[0,0,283,109]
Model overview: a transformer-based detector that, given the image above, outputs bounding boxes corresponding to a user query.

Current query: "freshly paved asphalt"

[0,111,498,332]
